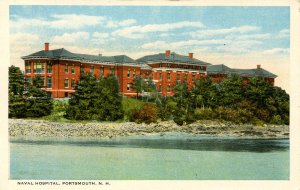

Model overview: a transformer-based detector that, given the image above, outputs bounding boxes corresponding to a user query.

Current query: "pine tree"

[25,75,53,117]
[8,65,26,118]
[65,74,123,121]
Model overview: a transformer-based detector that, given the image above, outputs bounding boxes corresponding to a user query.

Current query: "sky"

[9,6,290,92]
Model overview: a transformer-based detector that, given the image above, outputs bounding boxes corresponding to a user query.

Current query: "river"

[10,133,289,180]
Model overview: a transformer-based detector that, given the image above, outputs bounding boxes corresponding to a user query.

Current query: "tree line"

[9,65,289,125]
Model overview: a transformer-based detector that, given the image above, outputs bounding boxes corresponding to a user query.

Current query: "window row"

[25,63,52,74]
[154,73,197,81]
[25,77,53,88]
[64,79,76,89]
[158,63,206,71]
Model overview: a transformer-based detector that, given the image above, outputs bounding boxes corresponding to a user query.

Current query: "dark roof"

[231,68,277,78]
[207,64,232,74]
[207,64,277,78]
[22,48,137,65]
[136,52,211,65]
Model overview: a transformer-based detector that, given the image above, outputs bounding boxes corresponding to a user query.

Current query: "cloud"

[141,39,229,50]
[277,29,289,39]
[112,21,204,39]
[106,19,136,28]
[10,33,40,45]
[190,25,260,38]
[10,14,105,30]
[262,48,290,55]
[52,32,90,44]
[49,14,105,29]
[225,33,271,40]
[10,33,41,69]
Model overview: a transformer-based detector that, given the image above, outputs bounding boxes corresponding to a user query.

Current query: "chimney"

[188,53,193,59]
[165,50,171,57]
[257,64,261,69]
[44,42,49,51]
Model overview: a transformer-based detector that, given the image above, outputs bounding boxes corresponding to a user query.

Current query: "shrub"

[194,108,215,120]
[156,97,176,121]
[270,115,284,125]
[129,103,158,124]
[122,97,145,121]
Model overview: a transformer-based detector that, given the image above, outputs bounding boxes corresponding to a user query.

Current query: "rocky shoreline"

[8,119,289,139]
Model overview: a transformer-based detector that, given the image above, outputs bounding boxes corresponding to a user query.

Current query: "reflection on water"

[10,134,289,153]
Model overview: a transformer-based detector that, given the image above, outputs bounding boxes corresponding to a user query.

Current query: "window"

[146,72,149,79]
[110,67,115,75]
[64,79,69,88]
[72,65,75,74]
[127,83,131,91]
[159,63,162,67]
[34,62,45,73]
[71,79,75,89]
[133,70,136,78]
[80,65,84,73]
[90,66,94,75]
[177,73,180,81]
[47,77,52,88]
[25,62,31,73]
[159,73,162,80]
[65,65,69,73]
[65,92,69,98]
[127,69,130,78]
[47,63,52,73]
[184,65,188,69]
[167,73,171,80]
[100,67,104,76]
[167,85,171,92]
[167,63,170,68]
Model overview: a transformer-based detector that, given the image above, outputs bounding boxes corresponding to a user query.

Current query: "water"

[10,133,289,180]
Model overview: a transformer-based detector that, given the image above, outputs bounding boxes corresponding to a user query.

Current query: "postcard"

[1,0,300,190]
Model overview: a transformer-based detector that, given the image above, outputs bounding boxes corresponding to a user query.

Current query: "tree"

[25,75,53,117]
[173,82,195,125]
[65,74,98,120]
[192,77,218,109]
[218,74,244,107]
[65,74,123,121]
[133,76,144,99]
[94,74,124,121]
[8,65,26,118]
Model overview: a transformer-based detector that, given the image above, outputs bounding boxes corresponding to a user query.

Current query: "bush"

[194,108,215,120]
[270,115,284,125]
[129,103,158,124]
[122,97,145,121]
[215,107,254,124]
[156,97,176,121]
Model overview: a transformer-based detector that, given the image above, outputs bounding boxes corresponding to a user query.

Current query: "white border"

[1,1,299,190]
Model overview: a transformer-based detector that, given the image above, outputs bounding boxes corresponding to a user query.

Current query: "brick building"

[22,43,277,98]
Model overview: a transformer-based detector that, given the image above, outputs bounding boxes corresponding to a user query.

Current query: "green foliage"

[133,76,144,98]
[9,65,27,118]
[218,74,244,107]
[192,77,218,109]
[9,66,53,118]
[194,108,215,120]
[122,97,145,121]
[172,82,196,125]
[129,103,158,124]
[25,76,53,117]
[156,97,176,121]
[65,74,123,121]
